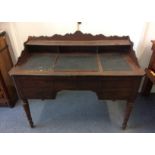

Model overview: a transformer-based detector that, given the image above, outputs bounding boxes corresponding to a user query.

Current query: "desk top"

[10,52,144,76]
[9,31,144,77]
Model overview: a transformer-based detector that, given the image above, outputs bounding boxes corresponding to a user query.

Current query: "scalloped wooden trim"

[26,31,131,41]
[18,31,135,65]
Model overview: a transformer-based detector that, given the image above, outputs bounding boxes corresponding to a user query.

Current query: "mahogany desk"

[9,31,144,129]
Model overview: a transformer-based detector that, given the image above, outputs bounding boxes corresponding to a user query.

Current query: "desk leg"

[122,101,133,130]
[22,99,34,128]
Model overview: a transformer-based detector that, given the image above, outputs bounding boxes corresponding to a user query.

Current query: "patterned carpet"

[0,91,155,133]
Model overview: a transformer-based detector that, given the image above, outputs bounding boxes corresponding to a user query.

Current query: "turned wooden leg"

[122,101,134,130]
[22,99,34,128]
[141,77,153,96]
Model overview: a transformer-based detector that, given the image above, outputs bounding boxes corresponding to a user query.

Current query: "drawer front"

[100,77,140,100]
[54,77,77,91]
[101,89,132,99]
[54,76,101,91]
[14,76,54,99]
[21,87,53,99]
[19,76,53,88]
[76,77,100,90]
[101,77,132,88]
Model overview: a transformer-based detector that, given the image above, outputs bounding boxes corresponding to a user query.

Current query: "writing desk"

[9,31,144,129]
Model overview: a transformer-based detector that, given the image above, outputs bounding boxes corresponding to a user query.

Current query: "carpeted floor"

[0,91,155,133]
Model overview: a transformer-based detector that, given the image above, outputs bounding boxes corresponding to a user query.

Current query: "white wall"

[139,23,155,68]
[0,22,147,61]
[138,23,155,91]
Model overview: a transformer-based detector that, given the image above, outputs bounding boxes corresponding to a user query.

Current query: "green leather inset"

[100,53,131,71]
[20,54,56,70]
[54,55,98,71]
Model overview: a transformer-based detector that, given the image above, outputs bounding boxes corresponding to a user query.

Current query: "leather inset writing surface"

[100,53,131,71]
[20,53,56,71]
[18,53,133,72]
[54,54,98,72]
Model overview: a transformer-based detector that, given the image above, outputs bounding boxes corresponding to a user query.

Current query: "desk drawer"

[14,76,54,99]
[53,76,100,91]
[21,87,53,99]
[19,76,53,88]
[101,77,133,89]
[76,77,100,90]
[101,89,132,99]
[100,77,140,99]
[54,77,76,90]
